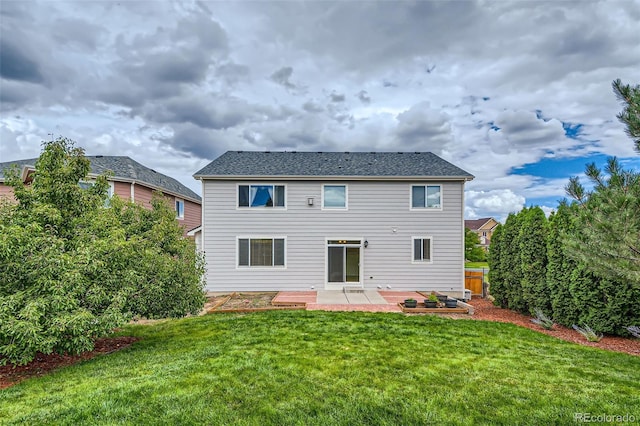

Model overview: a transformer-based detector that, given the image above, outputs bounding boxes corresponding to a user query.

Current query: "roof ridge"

[194,150,473,180]
[1,156,201,202]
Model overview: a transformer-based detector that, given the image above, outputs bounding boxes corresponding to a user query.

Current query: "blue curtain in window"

[250,185,274,207]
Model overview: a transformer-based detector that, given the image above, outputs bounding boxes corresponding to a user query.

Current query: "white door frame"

[324,238,363,290]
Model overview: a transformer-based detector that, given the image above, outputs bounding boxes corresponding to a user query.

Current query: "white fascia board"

[194,175,474,182]
[87,174,202,205]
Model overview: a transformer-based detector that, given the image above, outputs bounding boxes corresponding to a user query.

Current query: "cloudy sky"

[1,0,639,220]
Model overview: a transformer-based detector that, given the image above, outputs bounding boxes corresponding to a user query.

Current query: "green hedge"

[488,202,640,336]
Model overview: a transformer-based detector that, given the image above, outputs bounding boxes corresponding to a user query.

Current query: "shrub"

[627,326,640,338]
[531,309,554,330]
[572,324,603,342]
[0,138,205,365]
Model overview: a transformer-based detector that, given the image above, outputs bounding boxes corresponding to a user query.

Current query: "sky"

[1,0,639,221]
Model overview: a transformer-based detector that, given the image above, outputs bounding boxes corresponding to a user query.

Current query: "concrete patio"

[273,290,432,313]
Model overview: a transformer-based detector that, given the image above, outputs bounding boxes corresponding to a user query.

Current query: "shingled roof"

[0,156,200,202]
[465,218,498,231]
[194,151,474,180]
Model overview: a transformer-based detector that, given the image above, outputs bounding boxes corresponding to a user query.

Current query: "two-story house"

[464,217,499,251]
[0,156,201,233]
[194,151,474,296]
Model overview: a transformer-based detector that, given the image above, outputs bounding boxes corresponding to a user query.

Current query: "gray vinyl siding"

[201,180,465,293]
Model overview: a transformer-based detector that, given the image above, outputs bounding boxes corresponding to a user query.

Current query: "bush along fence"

[488,204,640,337]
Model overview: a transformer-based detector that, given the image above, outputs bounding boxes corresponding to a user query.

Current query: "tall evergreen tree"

[546,202,580,325]
[612,79,640,153]
[565,158,640,288]
[488,224,505,306]
[501,210,528,313]
[518,207,549,313]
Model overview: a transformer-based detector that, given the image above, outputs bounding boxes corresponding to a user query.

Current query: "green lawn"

[465,262,489,269]
[1,311,638,425]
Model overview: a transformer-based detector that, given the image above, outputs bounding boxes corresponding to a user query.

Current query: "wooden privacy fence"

[465,270,485,296]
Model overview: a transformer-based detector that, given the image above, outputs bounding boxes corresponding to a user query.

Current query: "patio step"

[343,284,364,293]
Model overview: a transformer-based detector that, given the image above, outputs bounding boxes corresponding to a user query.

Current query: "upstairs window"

[411,185,441,209]
[79,180,114,206]
[176,199,185,219]
[238,185,285,208]
[78,181,94,191]
[323,185,347,209]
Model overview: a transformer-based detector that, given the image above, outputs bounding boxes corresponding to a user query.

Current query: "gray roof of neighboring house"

[0,156,201,202]
[194,151,474,180]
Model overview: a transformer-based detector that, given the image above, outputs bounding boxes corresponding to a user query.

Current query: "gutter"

[87,174,202,204]
[193,174,475,182]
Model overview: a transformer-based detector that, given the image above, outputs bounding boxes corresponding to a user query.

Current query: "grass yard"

[464,262,489,269]
[1,311,638,425]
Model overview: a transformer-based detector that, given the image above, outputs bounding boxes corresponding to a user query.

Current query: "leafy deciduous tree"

[465,227,486,262]
[0,137,205,366]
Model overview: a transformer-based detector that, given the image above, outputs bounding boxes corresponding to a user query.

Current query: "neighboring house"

[464,217,499,250]
[187,225,202,251]
[193,151,474,296]
[0,156,201,233]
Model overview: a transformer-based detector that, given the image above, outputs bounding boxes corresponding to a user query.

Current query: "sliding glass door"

[327,240,361,285]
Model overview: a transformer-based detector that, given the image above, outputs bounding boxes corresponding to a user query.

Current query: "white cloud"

[539,205,557,218]
[2,0,639,217]
[466,189,526,221]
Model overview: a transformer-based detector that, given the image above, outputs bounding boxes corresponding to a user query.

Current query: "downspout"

[461,180,466,298]
[200,178,205,254]
[200,177,206,290]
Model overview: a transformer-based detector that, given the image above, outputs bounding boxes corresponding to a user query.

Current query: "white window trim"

[236,183,288,210]
[411,236,433,264]
[236,236,287,269]
[409,184,443,211]
[78,179,95,190]
[321,184,348,210]
[175,198,185,220]
[79,179,114,204]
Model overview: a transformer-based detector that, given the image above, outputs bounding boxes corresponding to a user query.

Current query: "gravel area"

[206,292,278,311]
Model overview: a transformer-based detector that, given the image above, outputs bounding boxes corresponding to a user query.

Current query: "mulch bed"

[468,297,640,357]
[2,295,638,390]
[0,336,139,390]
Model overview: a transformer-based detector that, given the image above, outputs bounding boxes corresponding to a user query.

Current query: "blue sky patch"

[513,154,611,179]
[562,122,583,139]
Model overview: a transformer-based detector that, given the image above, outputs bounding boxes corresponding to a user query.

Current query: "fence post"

[482,267,487,298]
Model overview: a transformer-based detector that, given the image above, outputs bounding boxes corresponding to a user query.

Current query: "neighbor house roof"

[0,156,201,203]
[194,151,474,180]
[465,218,498,231]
